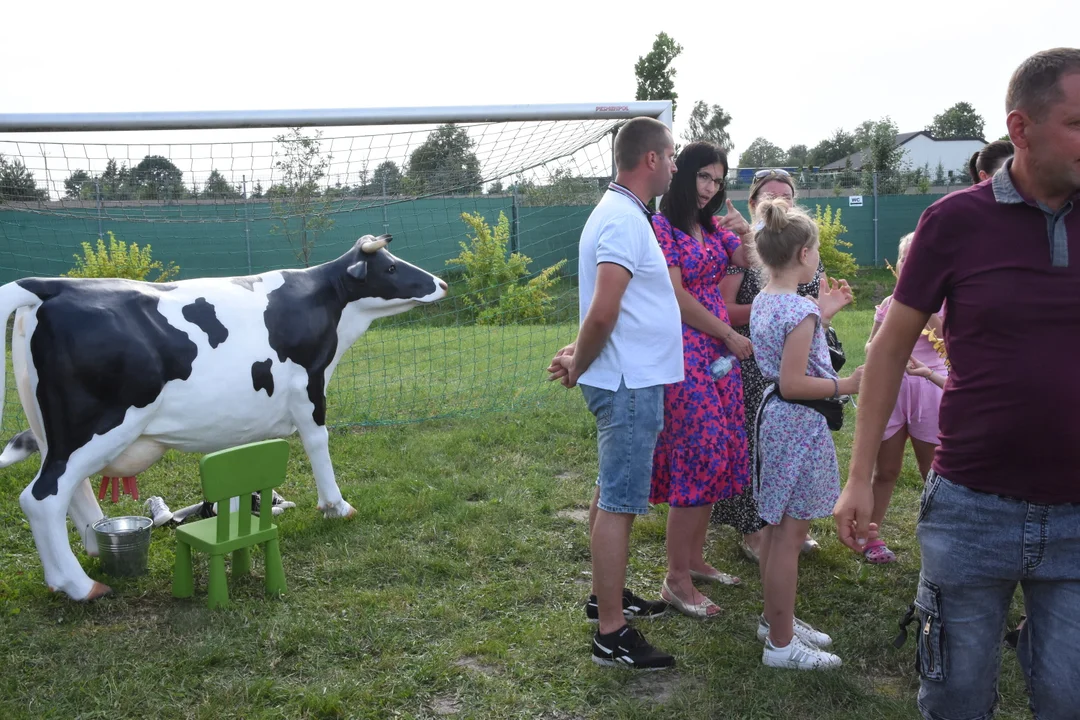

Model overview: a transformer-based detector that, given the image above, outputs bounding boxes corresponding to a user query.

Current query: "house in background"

[821,131,986,176]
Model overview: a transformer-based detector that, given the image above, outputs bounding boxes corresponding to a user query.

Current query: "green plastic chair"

[172,439,289,609]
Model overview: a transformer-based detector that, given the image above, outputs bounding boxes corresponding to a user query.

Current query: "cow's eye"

[387,264,396,274]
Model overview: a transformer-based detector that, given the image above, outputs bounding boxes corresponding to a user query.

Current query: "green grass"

[0,310,1031,720]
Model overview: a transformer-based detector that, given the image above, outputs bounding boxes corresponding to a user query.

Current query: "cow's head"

[342,234,448,312]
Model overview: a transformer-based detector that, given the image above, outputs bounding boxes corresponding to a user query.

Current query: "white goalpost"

[0,102,672,429]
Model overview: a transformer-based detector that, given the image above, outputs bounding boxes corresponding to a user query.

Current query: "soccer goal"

[0,102,672,430]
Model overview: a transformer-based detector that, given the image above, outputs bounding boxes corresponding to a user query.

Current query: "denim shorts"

[580,379,664,515]
[914,471,1080,720]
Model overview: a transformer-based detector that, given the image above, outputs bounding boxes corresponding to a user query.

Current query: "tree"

[739,137,785,168]
[201,169,241,199]
[269,128,335,267]
[784,144,809,169]
[634,32,683,119]
[812,205,857,280]
[519,168,603,207]
[98,159,133,200]
[0,155,49,202]
[486,179,505,195]
[62,169,92,199]
[934,161,946,184]
[446,211,566,325]
[807,129,858,168]
[858,117,908,193]
[406,124,481,195]
[682,100,732,149]
[251,181,264,199]
[371,160,403,195]
[64,230,179,282]
[131,155,186,200]
[926,102,986,139]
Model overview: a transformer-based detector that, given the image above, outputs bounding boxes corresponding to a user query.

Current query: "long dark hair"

[967,151,981,184]
[659,142,728,237]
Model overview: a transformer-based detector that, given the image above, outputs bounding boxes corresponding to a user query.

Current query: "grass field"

[0,306,1031,719]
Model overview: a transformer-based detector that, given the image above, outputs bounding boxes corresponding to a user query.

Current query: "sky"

[2,0,1078,172]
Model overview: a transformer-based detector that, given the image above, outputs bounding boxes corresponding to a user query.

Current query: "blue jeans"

[580,380,664,515]
[915,472,1080,720]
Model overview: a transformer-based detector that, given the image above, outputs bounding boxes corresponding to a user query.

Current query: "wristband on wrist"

[831,377,840,398]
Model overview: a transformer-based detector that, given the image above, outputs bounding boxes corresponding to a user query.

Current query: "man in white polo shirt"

[547,116,682,670]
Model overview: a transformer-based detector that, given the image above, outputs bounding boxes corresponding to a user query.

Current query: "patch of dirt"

[431,695,461,715]
[453,656,498,675]
[628,671,680,704]
[555,471,577,480]
[869,674,909,698]
[556,508,590,523]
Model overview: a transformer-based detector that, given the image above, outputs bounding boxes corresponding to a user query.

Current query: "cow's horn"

[360,234,390,253]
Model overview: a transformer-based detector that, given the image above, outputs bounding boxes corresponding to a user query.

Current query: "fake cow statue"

[0,234,446,601]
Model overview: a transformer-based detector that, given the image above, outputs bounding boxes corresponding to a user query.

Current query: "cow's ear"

[347,260,368,281]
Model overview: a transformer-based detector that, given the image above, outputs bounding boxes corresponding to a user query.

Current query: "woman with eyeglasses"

[648,142,756,618]
[712,168,852,562]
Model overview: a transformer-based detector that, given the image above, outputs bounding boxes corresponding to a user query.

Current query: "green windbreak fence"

[0,193,936,434]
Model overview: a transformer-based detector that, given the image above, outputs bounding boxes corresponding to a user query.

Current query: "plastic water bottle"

[710,356,735,380]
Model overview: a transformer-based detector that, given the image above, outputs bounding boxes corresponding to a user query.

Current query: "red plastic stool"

[98,475,140,502]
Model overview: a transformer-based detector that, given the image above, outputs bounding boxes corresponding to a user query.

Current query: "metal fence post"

[95,178,103,239]
[382,173,389,236]
[511,185,520,254]
[243,175,252,275]
[610,128,618,181]
[873,171,880,266]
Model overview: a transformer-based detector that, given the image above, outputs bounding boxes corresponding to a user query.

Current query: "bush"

[446,211,566,324]
[64,231,179,282]
[813,205,858,281]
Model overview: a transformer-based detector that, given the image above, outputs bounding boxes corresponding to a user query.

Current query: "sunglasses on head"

[753,168,792,180]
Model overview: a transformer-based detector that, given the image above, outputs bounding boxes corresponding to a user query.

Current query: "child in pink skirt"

[862,232,947,563]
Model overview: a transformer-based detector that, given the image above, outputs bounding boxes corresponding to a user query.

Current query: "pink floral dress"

[648,214,751,508]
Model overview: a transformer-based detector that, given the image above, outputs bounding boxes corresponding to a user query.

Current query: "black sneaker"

[251,490,296,517]
[585,588,668,623]
[591,625,675,670]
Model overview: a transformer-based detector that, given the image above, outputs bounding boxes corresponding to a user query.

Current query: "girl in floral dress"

[715,169,853,562]
[749,198,864,669]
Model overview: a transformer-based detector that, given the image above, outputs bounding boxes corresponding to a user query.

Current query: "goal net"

[0,104,669,432]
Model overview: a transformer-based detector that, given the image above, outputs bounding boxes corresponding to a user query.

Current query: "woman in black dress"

[711,169,851,561]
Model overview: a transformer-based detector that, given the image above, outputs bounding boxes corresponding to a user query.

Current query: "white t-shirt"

[577,185,684,391]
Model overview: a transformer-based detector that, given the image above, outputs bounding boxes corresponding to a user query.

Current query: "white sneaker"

[144,496,173,527]
[757,615,833,648]
[762,635,842,670]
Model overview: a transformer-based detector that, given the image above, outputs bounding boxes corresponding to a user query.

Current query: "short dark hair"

[975,140,1014,182]
[659,142,728,236]
[1006,47,1080,120]
[614,117,672,172]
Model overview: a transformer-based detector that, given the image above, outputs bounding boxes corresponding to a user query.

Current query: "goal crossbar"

[0,102,673,133]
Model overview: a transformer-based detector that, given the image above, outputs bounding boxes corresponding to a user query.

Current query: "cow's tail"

[0,281,44,437]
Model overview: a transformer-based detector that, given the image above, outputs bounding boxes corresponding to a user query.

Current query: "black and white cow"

[0,234,446,601]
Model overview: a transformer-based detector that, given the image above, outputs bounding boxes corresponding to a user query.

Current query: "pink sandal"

[863,539,896,564]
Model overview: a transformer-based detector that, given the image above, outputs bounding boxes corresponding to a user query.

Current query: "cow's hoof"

[320,502,355,519]
[85,582,112,601]
[49,581,112,601]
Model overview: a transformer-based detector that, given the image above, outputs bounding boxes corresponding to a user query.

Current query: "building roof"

[820,131,988,171]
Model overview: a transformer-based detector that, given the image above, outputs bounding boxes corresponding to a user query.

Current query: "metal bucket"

[93,516,153,578]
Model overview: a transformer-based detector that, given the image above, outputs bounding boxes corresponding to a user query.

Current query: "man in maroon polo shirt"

[835,47,1080,719]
